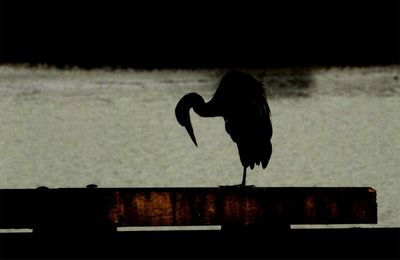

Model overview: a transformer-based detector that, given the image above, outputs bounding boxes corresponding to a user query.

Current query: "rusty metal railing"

[0,187,377,233]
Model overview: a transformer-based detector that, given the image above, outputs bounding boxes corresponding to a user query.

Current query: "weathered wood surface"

[0,187,377,229]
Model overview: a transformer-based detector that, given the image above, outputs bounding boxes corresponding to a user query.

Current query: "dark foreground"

[0,228,399,259]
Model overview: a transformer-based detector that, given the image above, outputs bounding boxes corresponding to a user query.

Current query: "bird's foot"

[219,184,255,188]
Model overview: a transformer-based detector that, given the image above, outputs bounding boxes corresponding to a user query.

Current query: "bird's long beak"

[185,123,198,147]
[175,93,199,147]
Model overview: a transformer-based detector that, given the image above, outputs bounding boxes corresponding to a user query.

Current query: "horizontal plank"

[0,187,377,229]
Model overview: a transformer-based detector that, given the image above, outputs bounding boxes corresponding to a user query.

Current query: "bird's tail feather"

[238,141,272,170]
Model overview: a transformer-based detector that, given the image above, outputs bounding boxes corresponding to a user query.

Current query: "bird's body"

[175,70,272,186]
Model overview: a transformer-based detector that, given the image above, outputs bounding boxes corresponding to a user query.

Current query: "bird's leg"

[241,167,247,186]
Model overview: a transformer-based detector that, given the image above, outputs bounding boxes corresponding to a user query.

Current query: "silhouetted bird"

[175,70,272,186]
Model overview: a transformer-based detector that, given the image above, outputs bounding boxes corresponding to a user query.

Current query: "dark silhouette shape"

[175,70,272,186]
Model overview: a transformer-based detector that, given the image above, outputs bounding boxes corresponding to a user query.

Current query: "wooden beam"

[0,187,377,230]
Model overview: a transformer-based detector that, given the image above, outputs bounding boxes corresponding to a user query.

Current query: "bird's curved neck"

[193,96,220,118]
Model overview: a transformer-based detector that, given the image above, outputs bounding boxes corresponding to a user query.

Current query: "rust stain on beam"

[107,187,377,227]
[112,189,219,226]
[0,187,377,229]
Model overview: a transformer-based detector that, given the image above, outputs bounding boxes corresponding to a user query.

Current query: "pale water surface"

[0,65,399,228]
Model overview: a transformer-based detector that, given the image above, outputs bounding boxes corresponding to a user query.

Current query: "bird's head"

[175,93,205,147]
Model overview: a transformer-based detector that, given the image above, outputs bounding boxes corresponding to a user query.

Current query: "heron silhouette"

[175,70,272,186]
